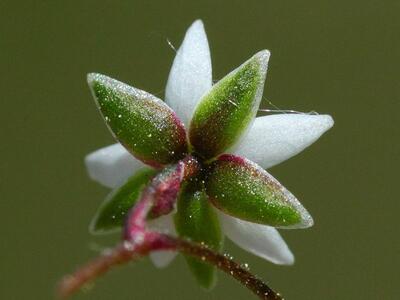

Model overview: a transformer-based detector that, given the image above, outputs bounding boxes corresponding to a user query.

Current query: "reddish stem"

[124,156,200,240]
[57,243,140,299]
[57,233,283,300]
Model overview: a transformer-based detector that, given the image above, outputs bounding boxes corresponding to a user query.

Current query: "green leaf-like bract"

[189,51,268,159]
[206,155,313,229]
[90,168,157,234]
[88,73,188,167]
[174,180,223,289]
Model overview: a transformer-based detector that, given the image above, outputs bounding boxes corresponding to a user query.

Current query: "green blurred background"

[1,0,399,299]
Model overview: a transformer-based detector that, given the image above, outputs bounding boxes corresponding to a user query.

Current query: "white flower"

[85,20,333,268]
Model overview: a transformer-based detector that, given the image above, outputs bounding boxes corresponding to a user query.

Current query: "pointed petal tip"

[218,211,295,265]
[307,114,334,137]
[84,147,116,183]
[190,19,205,29]
[185,19,206,40]
[84,144,145,188]
[233,113,334,169]
[84,151,101,181]
[321,114,334,130]
[270,245,295,265]
[280,251,295,265]
[165,19,211,126]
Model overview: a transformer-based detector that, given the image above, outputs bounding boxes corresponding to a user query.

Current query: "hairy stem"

[175,237,283,300]
[57,242,140,299]
[57,233,283,300]
[124,156,200,240]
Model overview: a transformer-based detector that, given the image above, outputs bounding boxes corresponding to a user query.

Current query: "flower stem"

[57,233,283,300]
[124,155,200,240]
[175,237,283,300]
[57,242,144,299]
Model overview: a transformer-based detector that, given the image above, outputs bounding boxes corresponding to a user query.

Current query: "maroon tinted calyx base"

[217,153,246,165]
[123,155,201,241]
[123,153,249,242]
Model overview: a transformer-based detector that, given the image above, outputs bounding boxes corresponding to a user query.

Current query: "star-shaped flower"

[84,20,333,289]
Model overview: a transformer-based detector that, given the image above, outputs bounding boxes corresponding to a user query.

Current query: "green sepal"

[205,155,313,229]
[189,51,269,159]
[89,168,157,234]
[87,73,188,168]
[174,179,223,289]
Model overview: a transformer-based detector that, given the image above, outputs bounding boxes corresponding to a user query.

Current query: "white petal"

[148,214,178,268]
[85,143,144,188]
[165,19,212,127]
[218,211,294,265]
[234,114,334,169]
